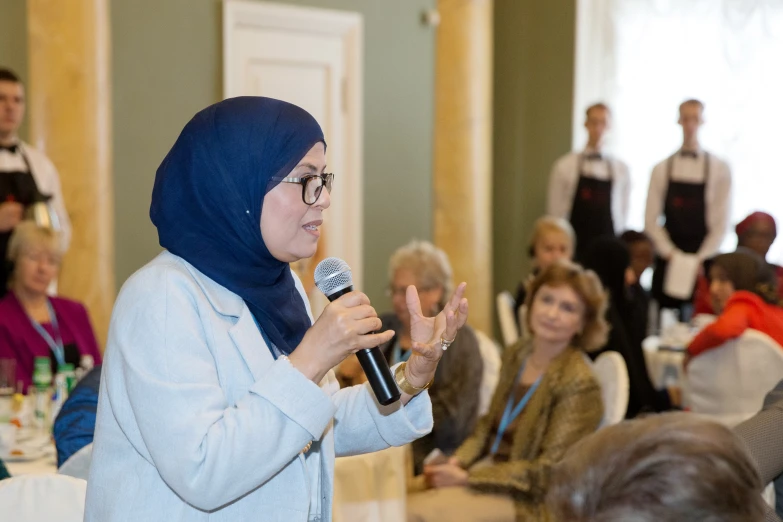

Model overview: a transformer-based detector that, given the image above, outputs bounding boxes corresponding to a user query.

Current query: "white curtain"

[574,0,783,263]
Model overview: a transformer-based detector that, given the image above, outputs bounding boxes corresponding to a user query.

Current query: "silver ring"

[440,336,456,351]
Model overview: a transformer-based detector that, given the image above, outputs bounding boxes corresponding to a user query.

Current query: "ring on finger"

[440,335,456,351]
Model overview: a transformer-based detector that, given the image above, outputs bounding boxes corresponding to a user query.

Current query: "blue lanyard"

[28,299,65,368]
[390,338,412,365]
[490,361,543,456]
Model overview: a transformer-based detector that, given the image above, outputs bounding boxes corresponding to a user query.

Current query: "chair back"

[496,291,520,347]
[0,474,86,521]
[589,351,630,427]
[472,330,502,417]
[58,443,93,481]
[685,329,783,427]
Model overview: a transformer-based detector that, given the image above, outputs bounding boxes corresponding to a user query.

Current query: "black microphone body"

[325,285,401,406]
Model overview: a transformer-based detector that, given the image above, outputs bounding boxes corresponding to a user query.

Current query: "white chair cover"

[58,442,93,481]
[473,330,502,417]
[590,351,630,427]
[0,474,86,522]
[496,291,520,347]
[333,445,407,522]
[685,329,783,427]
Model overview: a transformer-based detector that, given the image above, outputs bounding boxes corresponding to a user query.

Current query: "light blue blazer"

[84,251,433,521]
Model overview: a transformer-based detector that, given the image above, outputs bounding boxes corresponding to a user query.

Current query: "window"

[575,0,783,262]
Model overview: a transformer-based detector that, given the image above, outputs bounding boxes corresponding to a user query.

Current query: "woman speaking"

[84,97,468,521]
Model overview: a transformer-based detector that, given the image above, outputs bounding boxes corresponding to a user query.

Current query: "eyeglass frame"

[280,173,335,206]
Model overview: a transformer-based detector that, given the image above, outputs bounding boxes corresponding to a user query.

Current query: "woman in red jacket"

[687,249,783,359]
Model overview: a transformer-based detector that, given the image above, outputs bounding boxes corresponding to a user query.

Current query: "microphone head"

[314,257,353,297]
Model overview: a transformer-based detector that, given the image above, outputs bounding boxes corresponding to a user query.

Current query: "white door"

[223,0,363,315]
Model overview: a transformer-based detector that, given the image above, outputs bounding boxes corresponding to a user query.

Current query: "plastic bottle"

[32,357,52,430]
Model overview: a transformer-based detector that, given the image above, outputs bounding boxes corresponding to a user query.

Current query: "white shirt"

[0,141,72,251]
[644,148,732,261]
[546,148,631,233]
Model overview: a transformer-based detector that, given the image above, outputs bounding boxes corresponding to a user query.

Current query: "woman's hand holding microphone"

[289,291,393,384]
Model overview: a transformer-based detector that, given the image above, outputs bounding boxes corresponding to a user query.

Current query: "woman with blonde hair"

[408,260,607,522]
[514,216,575,326]
[0,222,101,391]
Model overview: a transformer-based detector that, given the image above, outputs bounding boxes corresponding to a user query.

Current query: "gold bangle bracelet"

[395,362,433,396]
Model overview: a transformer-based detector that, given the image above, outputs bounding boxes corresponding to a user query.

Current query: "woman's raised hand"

[289,291,394,383]
[404,283,469,388]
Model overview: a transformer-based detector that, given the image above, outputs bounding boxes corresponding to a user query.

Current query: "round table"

[3,429,58,477]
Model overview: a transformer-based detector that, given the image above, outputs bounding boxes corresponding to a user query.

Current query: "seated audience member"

[53,365,101,467]
[687,248,783,361]
[583,237,672,417]
[694,211,783,315]
[620,230,654,322]
[407,261,605,522]
[374,240,483,475]
[547,412,766,522]
[0,223,101,391]
[735,379,783,522]
[514,216,575,327]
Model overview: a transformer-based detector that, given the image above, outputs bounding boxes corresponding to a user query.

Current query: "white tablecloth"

[4,431,58,477]
[333,445,408,522]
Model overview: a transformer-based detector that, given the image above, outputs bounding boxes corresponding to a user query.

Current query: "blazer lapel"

[228,307,276,382]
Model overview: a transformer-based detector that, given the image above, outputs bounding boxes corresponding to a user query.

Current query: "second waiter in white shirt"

[644,99,732,312]
[547,103,630,261]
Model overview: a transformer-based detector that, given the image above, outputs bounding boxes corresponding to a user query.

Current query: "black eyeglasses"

[281,173,334,205]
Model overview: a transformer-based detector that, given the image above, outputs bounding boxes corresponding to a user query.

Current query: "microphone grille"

[314,257,353,296]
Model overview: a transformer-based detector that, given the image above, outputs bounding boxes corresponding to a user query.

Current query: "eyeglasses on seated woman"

[407,260,607,522]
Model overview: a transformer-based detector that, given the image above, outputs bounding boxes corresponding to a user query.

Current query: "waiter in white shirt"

[645,99,732,313]
[0,68,71,295]
[547,102,630,261]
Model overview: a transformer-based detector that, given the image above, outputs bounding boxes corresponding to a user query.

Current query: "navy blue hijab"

[150,97,325,355]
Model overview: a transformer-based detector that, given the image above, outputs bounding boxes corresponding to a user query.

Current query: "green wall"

[112,0,436,309]
[492,0,577,305]
[0,0,29,140]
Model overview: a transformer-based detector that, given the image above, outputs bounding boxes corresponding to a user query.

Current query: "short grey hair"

[388,240,453,307]
[547,412,765,522]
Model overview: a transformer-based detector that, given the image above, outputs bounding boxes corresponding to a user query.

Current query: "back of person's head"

[619,229,651,246]
[0,68,22,84]
[547,413,765,522]
[581,236,630,306]
[525,259,608,352]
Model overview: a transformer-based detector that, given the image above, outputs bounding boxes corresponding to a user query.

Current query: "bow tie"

[0,144,18,154]
[585,153,603,161]
[680,150,698,159]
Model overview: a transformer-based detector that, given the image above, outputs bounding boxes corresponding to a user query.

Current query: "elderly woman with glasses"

[85,98,470,522]
[0,222,101,392]
[357,240,483,476]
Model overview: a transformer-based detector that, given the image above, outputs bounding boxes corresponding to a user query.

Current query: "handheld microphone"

[314,257,401,406]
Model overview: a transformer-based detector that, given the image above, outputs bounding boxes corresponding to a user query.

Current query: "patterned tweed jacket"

[454,339,603,522]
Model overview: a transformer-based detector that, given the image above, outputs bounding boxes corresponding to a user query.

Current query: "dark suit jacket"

[379,313,483,475]
[735,380,783,522]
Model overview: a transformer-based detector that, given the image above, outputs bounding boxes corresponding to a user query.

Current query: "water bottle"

[32,357,52,430]
[60,363,77,394]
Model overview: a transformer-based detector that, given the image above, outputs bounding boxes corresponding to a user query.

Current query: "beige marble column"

[433,0,493,334]
[27,0,114,348]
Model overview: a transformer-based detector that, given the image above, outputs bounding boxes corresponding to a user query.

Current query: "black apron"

[570,154,615,262]
[0,148,51,296]
[651,152,710,311]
